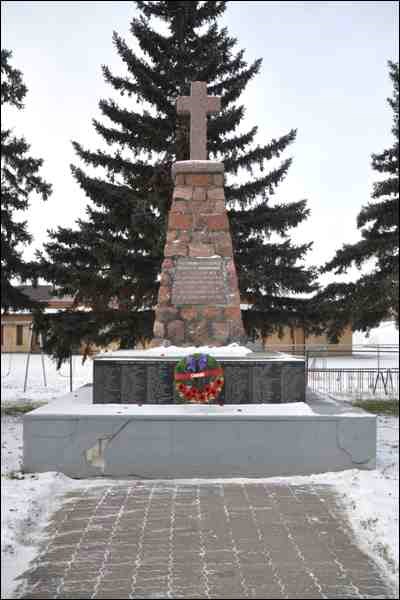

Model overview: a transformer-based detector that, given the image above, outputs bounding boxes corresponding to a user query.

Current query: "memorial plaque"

[171,257,228,305]
[93,356,306,404]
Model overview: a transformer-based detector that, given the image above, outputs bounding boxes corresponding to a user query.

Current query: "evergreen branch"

[208,127,256,157]
[225,158,293,206]
[111,31,173,114]
[92,117,168,154]
[371,176,398,199]
[357,198,398,230]
[230,199,309,235]
[224,129,296,174]
[371,147,398,174]
[1,49,27,108]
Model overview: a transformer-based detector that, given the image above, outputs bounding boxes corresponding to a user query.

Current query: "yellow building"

[263,325,353,352]
[1,286,74,353]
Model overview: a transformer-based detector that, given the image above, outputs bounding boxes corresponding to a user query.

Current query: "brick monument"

[152,81,245,346]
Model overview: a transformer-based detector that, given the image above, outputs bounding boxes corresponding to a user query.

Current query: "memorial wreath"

[174,353,224,403]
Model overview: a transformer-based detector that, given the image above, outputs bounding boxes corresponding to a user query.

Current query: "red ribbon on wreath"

[174,367,224,381]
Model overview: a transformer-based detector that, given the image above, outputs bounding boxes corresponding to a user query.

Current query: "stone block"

[166,231,177,242]
[158,286,171,305]
[228,290,241,304]
[171,200,189,213]
[215,242,233,257]
[168,213,193,230]
[186,173,211,186]
[226,259,237,274]
[207,188,225,201]
[189,243,214,257]
[164,242,187,257]
[147,337,164,348]
[178,231,191,242]
[205,214,229,231]
[213,173,224,186]
[156,307,179,323]
[202,307,223,320]
[212,231,230,242]
[167,320,185,343]
[193,187,206,201]
[173,187,193,201]
[186,320,209,345]
[153,321,165,338]
[230,320,246,340]
[224,307,242,320]
[191,231,209,244]
[172,161,224,177]
[192,200,214,214]
[180,307,199,321]
[175,174,185,185]
[156,306,178,323]
[159,272,171,287]
[214,200,226,212]
[162,259,174,270]
[192,213,207,230]
[212,322,230,342]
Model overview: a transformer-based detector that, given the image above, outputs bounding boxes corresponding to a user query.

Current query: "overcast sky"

[2,1,399,285]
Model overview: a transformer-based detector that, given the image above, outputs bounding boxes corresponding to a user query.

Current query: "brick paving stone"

[15,481,395,599]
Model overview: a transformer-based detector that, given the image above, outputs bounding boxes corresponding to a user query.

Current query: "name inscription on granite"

[172,257,228,305]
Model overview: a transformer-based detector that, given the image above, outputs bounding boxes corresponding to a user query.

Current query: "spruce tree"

[39,1,317,358]
[319,61,399,338]
[1,49,52,312]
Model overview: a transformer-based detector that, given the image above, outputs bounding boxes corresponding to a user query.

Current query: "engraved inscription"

[147,363,173,404]
[100,364,121,403]
[253,364,277,403]
[223,364,250,403]
[172,257,228,305]
[121,363,146,403]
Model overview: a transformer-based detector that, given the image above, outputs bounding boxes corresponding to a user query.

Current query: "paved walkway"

[15,482,393,599]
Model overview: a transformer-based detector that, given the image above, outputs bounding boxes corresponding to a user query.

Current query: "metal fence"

[263,343,399,398]
[307,368,399,398]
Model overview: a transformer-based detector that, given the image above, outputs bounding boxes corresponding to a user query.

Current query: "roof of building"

[17,285,74,304]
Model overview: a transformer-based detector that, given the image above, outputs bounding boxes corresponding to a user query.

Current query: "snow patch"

[353,320,399,346]
[100,342,253,357]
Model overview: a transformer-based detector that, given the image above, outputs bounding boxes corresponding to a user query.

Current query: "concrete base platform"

[23,387,376,478]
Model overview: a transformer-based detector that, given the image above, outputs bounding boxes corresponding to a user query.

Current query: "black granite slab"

[93,354,305,404]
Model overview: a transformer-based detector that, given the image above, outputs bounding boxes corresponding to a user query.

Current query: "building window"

[16,325,24,346]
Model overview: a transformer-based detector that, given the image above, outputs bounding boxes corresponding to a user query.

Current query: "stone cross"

[177,81,221,160]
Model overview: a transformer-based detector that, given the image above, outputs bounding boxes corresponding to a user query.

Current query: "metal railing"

[263,343,399,397]
[307,367,399,397]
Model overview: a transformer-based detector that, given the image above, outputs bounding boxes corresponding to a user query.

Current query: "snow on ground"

[353,319,399,346]
[1,353,93,404]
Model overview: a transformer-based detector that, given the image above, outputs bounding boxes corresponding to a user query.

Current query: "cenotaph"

[152,81,245,346]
